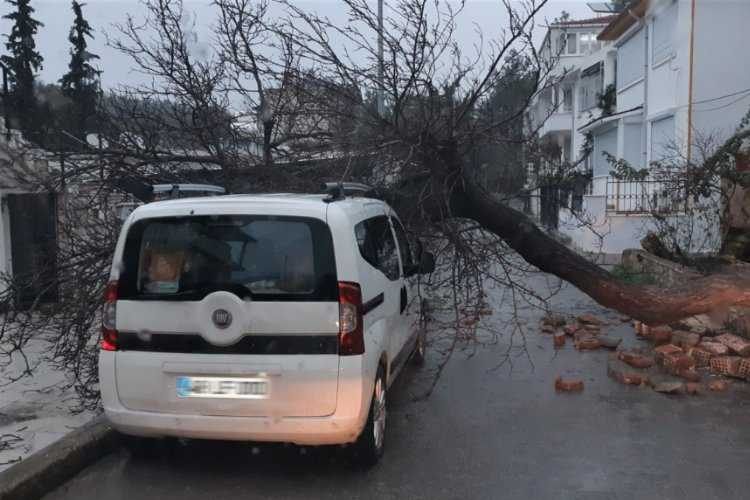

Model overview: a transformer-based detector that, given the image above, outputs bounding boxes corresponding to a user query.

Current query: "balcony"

[605,177,686,214]
[539,111,573,137]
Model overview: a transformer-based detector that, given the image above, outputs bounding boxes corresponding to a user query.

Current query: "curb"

[0,416,120,500]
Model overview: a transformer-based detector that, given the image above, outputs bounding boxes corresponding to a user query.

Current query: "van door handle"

[400,286,407,314]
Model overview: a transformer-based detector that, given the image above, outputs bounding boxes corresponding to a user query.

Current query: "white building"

[526,11,617,225]
[529,0,750,261]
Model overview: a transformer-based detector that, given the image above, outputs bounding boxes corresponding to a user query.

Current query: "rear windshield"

[119,215,337,301]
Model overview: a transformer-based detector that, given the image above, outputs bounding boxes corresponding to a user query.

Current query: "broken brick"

[541,324,556,334]
[607,358,649,386]
[685,346,713,368]
[650,326,673,345]
[655,344,683,358]
[737,358,750,379]
[553,332,566,348]
[710,356,742,377]
[555,376,584,392]
[663,353,696,373]
[618,351,655,369]
[577,313,602,326]
[619,316,632,323]
[677,368,701,383]
[575,336,601,351]
[714,333,750,357]
[699,341,730,356]
[671,330,701,349]
[707,379,730,392]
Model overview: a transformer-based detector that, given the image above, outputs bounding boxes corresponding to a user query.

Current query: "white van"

[98,185,434,464]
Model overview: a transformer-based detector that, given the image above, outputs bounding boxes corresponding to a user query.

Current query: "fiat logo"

[212,309,232,329]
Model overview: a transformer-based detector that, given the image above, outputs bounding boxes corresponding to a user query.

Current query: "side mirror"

[419,251,435,275]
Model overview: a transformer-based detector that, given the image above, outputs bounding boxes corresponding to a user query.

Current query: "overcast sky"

[0,0,596,89]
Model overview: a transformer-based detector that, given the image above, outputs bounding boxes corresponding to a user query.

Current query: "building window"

[623,122,643,168]
[652,1,677,64]
[593,127,617,177]
[650,115,676,164]
[579,33,602,55]
[563,87,573,112]
[565,33,577,54]
[616,28,645,90]
[578,63,603,112]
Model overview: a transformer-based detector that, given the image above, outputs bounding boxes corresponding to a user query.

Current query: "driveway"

[45,276,750,500]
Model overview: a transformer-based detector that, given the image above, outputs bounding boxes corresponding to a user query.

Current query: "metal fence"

[605,177,686,214]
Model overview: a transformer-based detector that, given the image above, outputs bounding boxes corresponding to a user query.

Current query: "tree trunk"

[453,176,750,326]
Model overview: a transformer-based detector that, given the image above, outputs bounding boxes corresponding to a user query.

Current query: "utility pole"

[377,0,384,116]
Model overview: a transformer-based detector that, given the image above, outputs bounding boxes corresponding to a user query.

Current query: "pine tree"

[60,0,100,146]
[1,0,44,137]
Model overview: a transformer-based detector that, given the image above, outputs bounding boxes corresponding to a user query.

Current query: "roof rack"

[321,182,374,202]
[152,183,226,200]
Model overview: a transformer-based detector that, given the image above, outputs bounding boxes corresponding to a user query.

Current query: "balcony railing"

[605,177,686,214]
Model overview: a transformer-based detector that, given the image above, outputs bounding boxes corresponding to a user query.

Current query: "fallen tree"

[1,0,749,406]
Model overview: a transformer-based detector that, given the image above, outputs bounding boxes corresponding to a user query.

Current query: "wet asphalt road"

[46,277,750,500]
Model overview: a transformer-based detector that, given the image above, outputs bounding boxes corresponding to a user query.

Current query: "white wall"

[691,0,750,148]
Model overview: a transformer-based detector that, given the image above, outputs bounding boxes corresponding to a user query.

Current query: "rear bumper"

[99,351,375,446]
[104,406,364,445]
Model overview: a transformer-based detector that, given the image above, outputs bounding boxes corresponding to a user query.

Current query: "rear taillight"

[101,281,119,351]
[338,281,364,356]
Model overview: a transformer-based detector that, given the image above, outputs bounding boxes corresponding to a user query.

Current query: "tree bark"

[454,177,750,326]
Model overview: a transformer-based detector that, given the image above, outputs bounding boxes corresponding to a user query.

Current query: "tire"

[353,366,387,466]
[411,328,426,366]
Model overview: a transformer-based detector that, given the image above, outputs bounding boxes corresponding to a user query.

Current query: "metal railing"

[605,177,686,214]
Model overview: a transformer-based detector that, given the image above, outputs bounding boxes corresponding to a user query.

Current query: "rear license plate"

[176,376,269,399]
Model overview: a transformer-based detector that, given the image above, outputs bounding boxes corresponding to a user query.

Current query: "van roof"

[129,193,390,224]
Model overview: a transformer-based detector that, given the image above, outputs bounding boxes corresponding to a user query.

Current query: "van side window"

[354,216,400,281]
[390,217,415,276]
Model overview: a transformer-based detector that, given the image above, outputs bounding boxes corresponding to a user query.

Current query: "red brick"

[700,341,729,356]
[553,332,566,348]
[655,344,683,357]
[541,323,556,334]
[608,358,649,386]
[663,353,696,373]
[737,358,750,379]
[654,344,683,366]
[707,379,730,392]
[575,336,601,351]
[618,352,655,369]
[563,324,580,337]
[651,326,673,345]
[677,368,701,383]
[714,333,750,357]
[555,376,584,392]
[710,356,742,377]
[685,346,712,368]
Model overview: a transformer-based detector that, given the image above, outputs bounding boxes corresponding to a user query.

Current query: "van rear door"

[112,215,341,418]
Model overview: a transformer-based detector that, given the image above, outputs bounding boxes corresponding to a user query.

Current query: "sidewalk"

[0,339,93,472]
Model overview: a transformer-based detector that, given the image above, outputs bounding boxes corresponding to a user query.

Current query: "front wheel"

[353,366,387,466]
